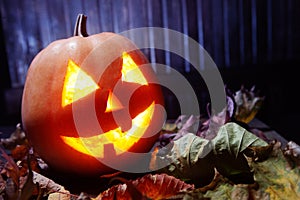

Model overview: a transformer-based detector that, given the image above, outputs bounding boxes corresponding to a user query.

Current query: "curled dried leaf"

[18,161,35,200]
[32,171,65,195]
[0,146,20,188]
[152,122,269,187]
[76,192,92,200]
[0,124,27,150]
[4,178,18,200]
[150,133,215,187]
[47,187,71,200]
[284,141,300,158]
[233,85,264,124]
[243,142,274,162]
[96,173,194,200]
[283,140,300,169]
[10,145,29,161]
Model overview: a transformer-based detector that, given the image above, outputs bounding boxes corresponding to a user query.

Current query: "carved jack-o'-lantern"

[21,14,164,176]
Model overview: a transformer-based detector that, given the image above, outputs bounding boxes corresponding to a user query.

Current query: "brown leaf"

[4,178,18,200]
[32,171,65,194]
[47,187,71,200]
[0,123,27,150]
[283,140,300,168]
[76,192,92,200]
[243,142,274,162]
[10,145,29,161]
[233,85,264,124]
[0,146,20,188]
[19,162,35,200]
[95,173,194,200]
[100,171,123,179]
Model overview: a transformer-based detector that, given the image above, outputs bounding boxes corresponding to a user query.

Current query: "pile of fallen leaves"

[0,86,300,200]
[1,121,300,200]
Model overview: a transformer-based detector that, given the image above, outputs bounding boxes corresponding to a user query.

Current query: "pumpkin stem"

[73,14,89,37]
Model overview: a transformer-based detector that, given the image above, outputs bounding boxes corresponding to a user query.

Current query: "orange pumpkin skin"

[21,15,164,176]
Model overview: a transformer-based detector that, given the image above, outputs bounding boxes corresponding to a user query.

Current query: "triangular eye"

[105,90,123,112]
[62,59,99,107]
[121,52,148,85]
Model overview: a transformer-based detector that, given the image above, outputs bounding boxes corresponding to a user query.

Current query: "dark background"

[0,0,300,143]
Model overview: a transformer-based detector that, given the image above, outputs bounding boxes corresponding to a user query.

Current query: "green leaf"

[203,142,300,200]
[211,122,268,184]
[150,133,215,187]
[212,122,268,158]
[250,143,300,199]
[150,122,269,187]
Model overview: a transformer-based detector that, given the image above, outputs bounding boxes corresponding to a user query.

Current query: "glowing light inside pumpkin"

[105,90,123,113]
[62,60,99,107]
[121,52,148,85]
[60,102,155,158]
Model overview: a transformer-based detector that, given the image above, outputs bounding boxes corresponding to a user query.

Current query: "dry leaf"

[95,173,194,200]
[203,141,300,199]
[283,140,300,168]
[47,187,71,200]
[76,192,92,200]
[32,171,65,195]
[151,122,270,187]
[233,86,264,123]
[18,161,35,200]
[150,133,215,187]
[0,146,20,188]
[0,124,27,150]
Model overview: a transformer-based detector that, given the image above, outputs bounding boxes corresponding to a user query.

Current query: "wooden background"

[1,0,300,142]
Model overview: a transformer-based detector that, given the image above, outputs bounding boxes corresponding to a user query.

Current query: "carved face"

[21,32,164,176]
[60,52,160,158]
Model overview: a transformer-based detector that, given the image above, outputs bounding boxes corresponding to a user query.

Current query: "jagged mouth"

[60,102,155,158]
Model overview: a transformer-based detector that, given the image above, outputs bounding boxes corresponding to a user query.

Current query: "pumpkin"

[21,14,164,176]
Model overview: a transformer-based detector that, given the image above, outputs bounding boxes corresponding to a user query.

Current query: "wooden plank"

[256,0,268,64]
[168,0,184,73]
[61,0,72,37]
[223,0,230,67]
[285,0,293,60]
[36,0,52,47]
[250,0,257,64]
[63,0,83,36]
[150,0,165,70]
[266,0,273,62]
[202,0,214,66]
[186,0,198,42]
[181,0,190,72]
[83,0,100,35]
[291,0,300,60]
[0,7,11,89]
[127,0,149,57]
[161,0,171,73]
[98,0,114,32]
[211,0,224,68]
[19,0,41,65]
[0,0,14,86]
[271,0,286,62]
[112,0,129,33]
[196,0,205,70]
[47,0,68,40]
[241,0,253,65]
[147,0,157,72]
[1,0,27,87]
[227,0,240,67]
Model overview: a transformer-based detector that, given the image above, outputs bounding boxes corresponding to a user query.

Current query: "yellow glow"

[62,60,99,107]
[60,102,155,158]
[105,91,123,113]
[121,52,148,85]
